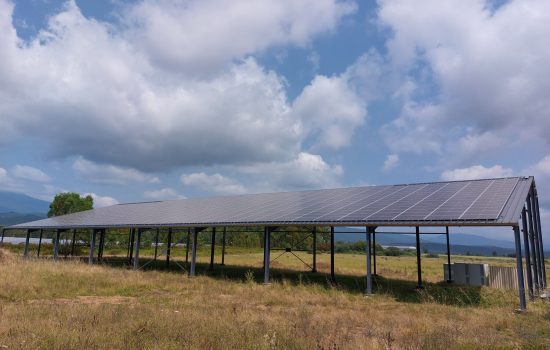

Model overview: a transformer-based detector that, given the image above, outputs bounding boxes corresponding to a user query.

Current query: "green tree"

[48,192,93,217]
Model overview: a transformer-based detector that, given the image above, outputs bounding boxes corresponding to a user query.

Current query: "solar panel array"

[9,177,531,229]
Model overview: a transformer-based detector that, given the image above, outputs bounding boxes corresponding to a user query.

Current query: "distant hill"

[334,227,549,256]
[0,191,49,214]
[0,212,46,226]
[334,227,514,248]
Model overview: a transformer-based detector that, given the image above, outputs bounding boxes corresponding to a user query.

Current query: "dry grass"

[0,247,549,349]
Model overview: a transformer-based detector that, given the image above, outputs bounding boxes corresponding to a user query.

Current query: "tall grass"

[0,248,549,349]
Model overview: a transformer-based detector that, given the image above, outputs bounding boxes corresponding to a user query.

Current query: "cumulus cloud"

[0,0,359,174]
[181,173,247,195]
[143,188,186,200]
[124,0,356,75]
[11,165,52,183]
[524,155,550,205]
[0,167,7,182]
[378,0,550,159]
[238,152,343,191]
[85,193,119,208]
[441,165,513,181]
[293,75,366,149]
[73,158,160,185]
[383,154,399,171]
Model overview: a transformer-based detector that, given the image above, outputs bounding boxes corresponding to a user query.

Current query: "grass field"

[1,245,549,349]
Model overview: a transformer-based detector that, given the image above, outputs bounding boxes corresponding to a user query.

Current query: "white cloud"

[124,0,356,74]
[377,0,550,159]
[238,152,343,191]
[181,173,246,195]
[144,188,186,200]
[293,74,366,149]
[85,193,119,208]
[383,154,399,171]
[11,165,52,183]
[73,158,160,185]
[0,167,7,183]
[440,165,513,181]
[0,0,359,173]
[524,155,550,206]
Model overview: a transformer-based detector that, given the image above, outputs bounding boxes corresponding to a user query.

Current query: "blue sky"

[1,0,549,240]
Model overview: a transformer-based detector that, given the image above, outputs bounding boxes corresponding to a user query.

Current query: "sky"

[0,0,549,240]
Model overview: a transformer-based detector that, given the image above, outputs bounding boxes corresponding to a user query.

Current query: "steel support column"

[97,229,105,261]
[446,226,452,283]
[415,226,423,289]
[185,228,190,263]
[166,228,172,268]
[209,227,216,270]
[330,226,335,282]
[312,226,317,273]
[189,228,198,277]
[133,228,141,270]
[533,192,546,288]
[221,227,226,266]
[70,229,77,256]
[263,227,271,284]
[23,229,31,257]
[530,192,544,289]
[128,228,135,264]
[89,229,97,265]
[154,228,159,260]
[522,208,534,300]
[528,195,541,290]
[53,229,61,260]
[365,227,372,295]
[372,228,377,276]
[37,229,43,257]
[514,225,527,311]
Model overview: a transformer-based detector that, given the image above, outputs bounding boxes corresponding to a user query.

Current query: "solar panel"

[393,182,466,221]
[7,177,533,229]
[459,177,519,220]
[425,180,493,221]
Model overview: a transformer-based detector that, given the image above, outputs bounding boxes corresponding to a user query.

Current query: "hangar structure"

[2,176,547,310]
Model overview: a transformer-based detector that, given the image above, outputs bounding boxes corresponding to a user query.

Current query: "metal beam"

[528,194,541,290]
[37,229,43,257]
[97,229,105,261]
[23,229,31,257]
[514,225,527,311]
[264,227,271,284]
[154,228,159,260]
[330,226,335,283]
[166,228,172,268]
[89,229,96,265]
[70,229,77,256]
[185,228,190,263]
[522,208,534,300]
[365,227,372,295]
[133,228,141,270]
[372,228,377,276]
[530,191,544,289]
[312,226,317,273]
[446,226,452,283]
[128,228,135,264]
[221,227,226,266]
[415,226,423,289]
[209,227,216,270]
[189,228,198,277]
[533,192,546,288]
[53,229,61,260]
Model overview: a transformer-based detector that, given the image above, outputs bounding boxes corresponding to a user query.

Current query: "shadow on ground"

[67,254,483,307]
